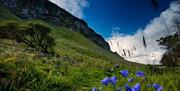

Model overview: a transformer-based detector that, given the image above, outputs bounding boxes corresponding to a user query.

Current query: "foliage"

[0,3,179,90]
[0,20,179,91]
[157,33,180,50]
[0,20,55,53]
[157,33,180,67]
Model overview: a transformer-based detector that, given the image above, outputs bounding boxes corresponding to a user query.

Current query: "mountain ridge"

[0,0,110,51]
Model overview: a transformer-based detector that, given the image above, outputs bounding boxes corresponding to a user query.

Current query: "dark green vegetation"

[0,2,180,91]
[158,33,180,67]
[0,21,55,53]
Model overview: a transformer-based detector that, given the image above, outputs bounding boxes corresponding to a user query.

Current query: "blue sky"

[50,0,179,64]
[83,0,174,38]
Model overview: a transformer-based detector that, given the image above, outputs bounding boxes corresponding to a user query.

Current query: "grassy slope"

[0,3,180,91]
[0,3,20,20]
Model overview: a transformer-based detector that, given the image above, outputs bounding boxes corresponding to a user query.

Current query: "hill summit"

[0,0,110,50]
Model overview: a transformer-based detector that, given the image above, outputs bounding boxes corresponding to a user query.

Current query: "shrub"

[0,20,55,53]
[0,21,19,40]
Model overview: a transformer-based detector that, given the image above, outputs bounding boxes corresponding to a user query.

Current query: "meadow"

[0,2,180,91]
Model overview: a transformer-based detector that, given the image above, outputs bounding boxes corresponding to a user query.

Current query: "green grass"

[0,4,180,91]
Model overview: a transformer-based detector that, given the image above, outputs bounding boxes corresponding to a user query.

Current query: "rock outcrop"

[0,0,110,50]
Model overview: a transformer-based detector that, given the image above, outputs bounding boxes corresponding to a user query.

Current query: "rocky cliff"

[0,0,110,50]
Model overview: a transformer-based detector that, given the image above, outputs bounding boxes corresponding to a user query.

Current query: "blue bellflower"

[136,71,145,77]
[157,86,164,91]
[132,83,141,91]
[146,84,151,87]
[92,87,97,91]
[125,84,132,91]
[153,83,164,91]
[109,76,117,86]
[101,77,109,86]
[115,64,119,68]
[120,70,129,78]
[118,87,122,91]
[128,78,134,82]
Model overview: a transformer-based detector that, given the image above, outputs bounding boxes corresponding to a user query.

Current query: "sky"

[50,0,174,38]
[49,0,180,64]
[85,0,175,38]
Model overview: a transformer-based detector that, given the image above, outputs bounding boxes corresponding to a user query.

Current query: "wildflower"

[153,83,160,89]
[132,83,141,91]
[115,64,119,68]
[128,78,134,82]
[118,87,122,91]
[92,87,97,91]
[146,84,151,87]
[109,76,117,86]
[157,86,164,91]
[120,70,129,78]
[153,83,163,91]
[125,84,132,91]
[136,71,145,77]
[101,77,109,86]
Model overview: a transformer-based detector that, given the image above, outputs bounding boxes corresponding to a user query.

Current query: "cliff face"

[0,0,110,51]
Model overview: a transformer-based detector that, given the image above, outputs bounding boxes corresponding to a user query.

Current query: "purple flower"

[132,83,141,91]
[153,83,163,91]
[115,64,119,68]
[92,87,97,91]
[128,78,134,82]
[101,77,109,86]
[125,84,132,91]
[153,83,160,89]
[109,76,117,86]
[120,70,129,78]
[136,71,145,77]
[157,86,163,91]
[118,87,122,91]
[146,84,151,87]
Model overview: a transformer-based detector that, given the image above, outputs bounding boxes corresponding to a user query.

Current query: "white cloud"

[107,1,180,65]
[111,27,122,37]
[49,0,89,18]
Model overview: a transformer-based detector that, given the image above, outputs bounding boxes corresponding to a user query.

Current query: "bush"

[0,21,19,40]
[0,20,55,53]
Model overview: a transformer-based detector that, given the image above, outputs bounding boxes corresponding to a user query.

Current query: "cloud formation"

[107,1,180,64]
[49,0,89,18]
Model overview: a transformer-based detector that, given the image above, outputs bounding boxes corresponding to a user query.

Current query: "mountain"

[0,0,110,51]
[0,0,126,90]
[0,0,179,91]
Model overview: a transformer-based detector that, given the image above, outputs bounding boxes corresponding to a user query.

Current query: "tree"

[157,33,180,67]
[0,21,55,53]
[21,22,55,53]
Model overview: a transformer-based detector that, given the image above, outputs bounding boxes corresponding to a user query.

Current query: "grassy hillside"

[0,3,180,91]
[0,3,20,20]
